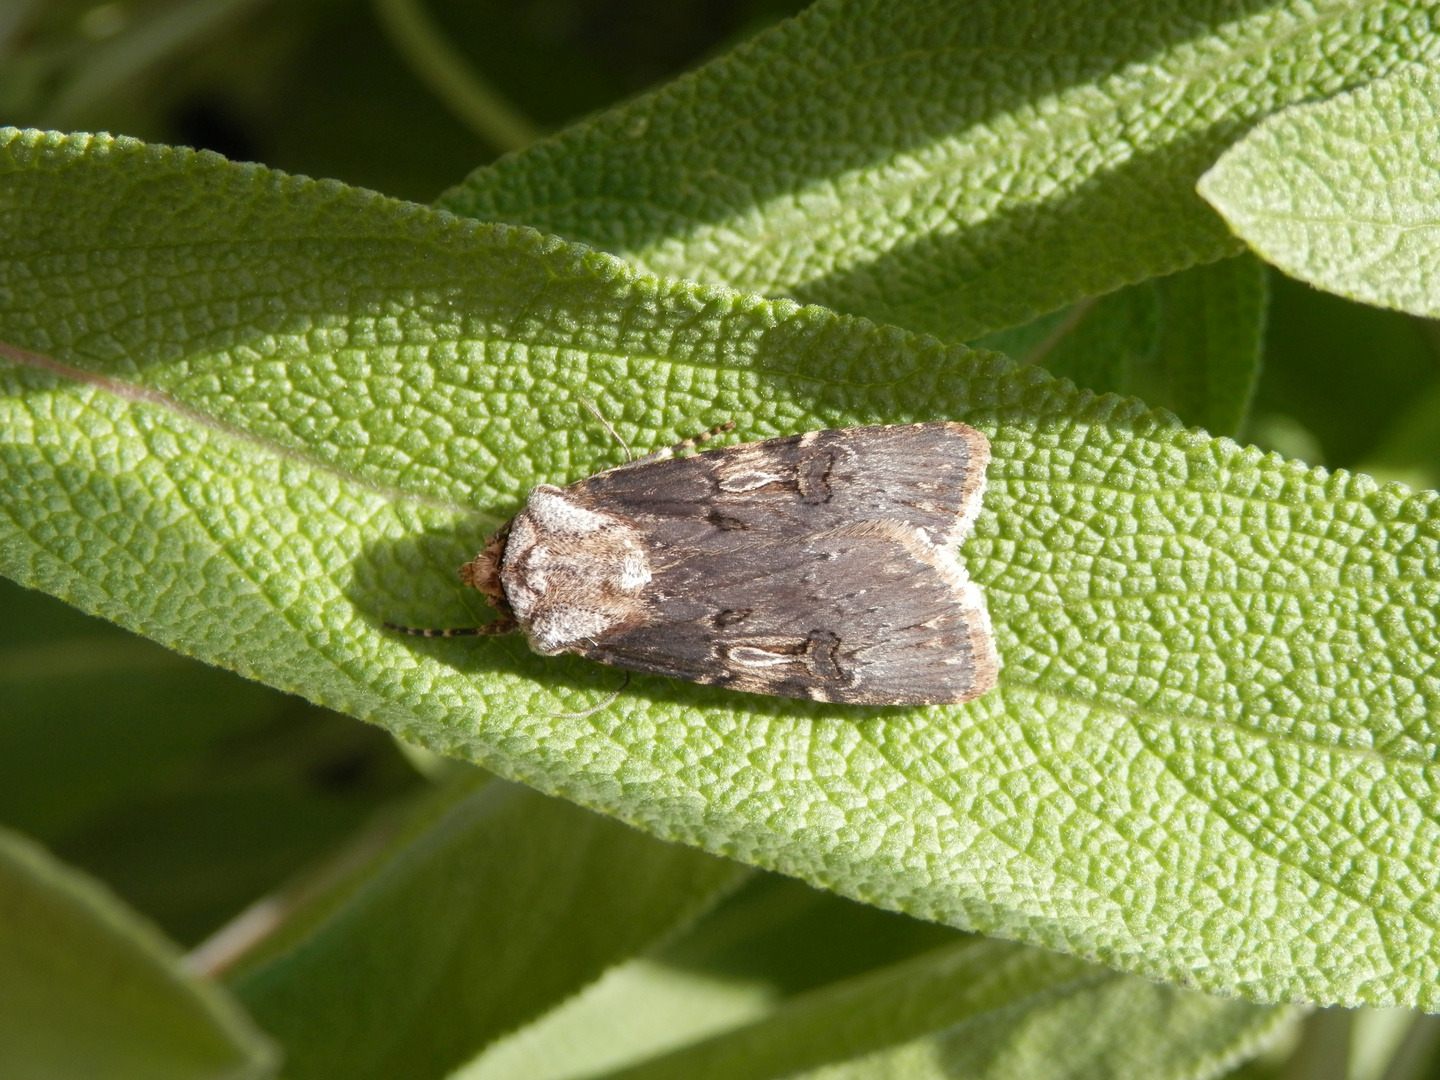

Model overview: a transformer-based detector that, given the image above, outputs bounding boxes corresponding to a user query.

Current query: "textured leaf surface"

[3,131,1440,1009]
[1200,63,1440,317]
[975,255,1266,436]
[0,824,275,1080]
[227,771,743,1080]
[441,0,1440,341]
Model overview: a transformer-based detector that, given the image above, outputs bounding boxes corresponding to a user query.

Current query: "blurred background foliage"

[3,2,1440,1079]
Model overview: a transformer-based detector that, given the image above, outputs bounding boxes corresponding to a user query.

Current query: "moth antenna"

[579,399,633,463]
[552,672,630,718]
[383,618,517,638]
[629,421,738,467]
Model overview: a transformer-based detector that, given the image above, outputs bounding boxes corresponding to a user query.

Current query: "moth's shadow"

[352,522,894,724]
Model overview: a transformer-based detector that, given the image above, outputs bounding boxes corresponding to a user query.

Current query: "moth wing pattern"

[560,422,998,705]
[572,520,995,704]
[567,422,988,550]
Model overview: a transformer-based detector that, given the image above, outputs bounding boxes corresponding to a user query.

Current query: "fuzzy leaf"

[2,131,1440,1011]
[1200,63,1440,317]
[458,940,1293,1080]
[441,0,1440,341]
[226,772,744,1080]
[0,825,275,1080]
[588,941,1290,1080]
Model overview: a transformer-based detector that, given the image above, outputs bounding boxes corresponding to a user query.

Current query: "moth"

[387,421,998,706]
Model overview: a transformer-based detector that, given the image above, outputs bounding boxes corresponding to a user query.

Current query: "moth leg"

[383,617,518,638]
[627,420,737,467]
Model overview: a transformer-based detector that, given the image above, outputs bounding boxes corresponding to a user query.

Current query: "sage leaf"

[2,130,1439,1011]
[0,825,275,1080]
[442,0,1440,341]
[1200,63,1440,318]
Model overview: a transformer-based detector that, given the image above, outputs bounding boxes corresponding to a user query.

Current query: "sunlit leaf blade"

[1200,63,1440,318]
[0,825,275,1080]
[226,771,744,1080]
[578,940,1292,1080]
[440,0,1440,341]
[453,958,779,1080]
[3,131,1440,1009]
[974,255,1266,436]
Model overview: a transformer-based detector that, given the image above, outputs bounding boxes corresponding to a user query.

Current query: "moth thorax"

[498,485,653,655]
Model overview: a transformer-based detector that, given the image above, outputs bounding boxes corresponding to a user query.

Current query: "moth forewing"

[390,421,998,706]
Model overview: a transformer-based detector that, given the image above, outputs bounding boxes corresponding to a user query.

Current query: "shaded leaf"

[584,939,1292,1080]
[1360,382,1440,492]
[1246,274,1440,470]
[458,876,1289,1080]
[975,255,1266,436]
[227,771,744,1080]
[0,824,275,1080]
[0,573,421,945]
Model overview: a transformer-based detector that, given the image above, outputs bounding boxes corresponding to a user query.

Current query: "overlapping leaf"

[0,824,275,1080]
[2,131,1440,1013]
[974,255,1266,436]
[1200,62,1440,318]
[458,938,1292,1080]
[226,772,744,1080]
[441,0,1440,341]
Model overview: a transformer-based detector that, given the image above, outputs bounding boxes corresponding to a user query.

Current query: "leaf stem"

[371,0,543,154]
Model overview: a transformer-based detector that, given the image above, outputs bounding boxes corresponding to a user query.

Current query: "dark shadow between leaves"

[790,120,1252,345]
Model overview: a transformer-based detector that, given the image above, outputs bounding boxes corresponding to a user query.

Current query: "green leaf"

[3,130,1440,1011]
[226,771,744,1080]
[453,958,778,1080]
[457,877,1290,1080]
[0,576,286,841]
[561,940,1292,1080]
[974,256,1266,436]
[0,824,275,1080]
[1199,63,1440,318]
[440,0,1440,341]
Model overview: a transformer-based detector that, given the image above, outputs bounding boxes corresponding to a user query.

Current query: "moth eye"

[713,609,751,627]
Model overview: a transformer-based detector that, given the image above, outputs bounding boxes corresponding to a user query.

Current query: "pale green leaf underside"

[441,0,1440,342]
[1200,62,1440,318]
[0,825,275,1080]
[3,132,1440,1009]
[565,940,1292,1080]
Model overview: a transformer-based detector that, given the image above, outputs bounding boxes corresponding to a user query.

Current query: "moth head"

[459,523,513,617]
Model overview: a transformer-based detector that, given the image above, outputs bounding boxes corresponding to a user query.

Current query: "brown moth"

[387,422,998,706]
